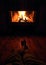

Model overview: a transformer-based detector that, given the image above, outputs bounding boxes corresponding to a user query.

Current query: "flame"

[11,11,35,22]
[11,12,19,22]
[28,11,35,22]
[18,11,27,20]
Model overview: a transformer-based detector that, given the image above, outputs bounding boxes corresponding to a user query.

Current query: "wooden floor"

[0,36,46,64]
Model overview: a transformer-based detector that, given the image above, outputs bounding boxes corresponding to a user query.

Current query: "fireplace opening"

[9,11,36,23]
[8,10,37,35]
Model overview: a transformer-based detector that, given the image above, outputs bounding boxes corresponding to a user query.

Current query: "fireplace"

[8,11,37,36]
[8,0,38,35]
[10,10,36,23]
[8,0,37,24]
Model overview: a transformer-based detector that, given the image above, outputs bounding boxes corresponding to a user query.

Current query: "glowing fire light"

[18,11,27,20]
[11,11,35,22]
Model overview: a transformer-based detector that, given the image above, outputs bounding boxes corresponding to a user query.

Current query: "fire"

[11,11,35,22]
[18,11,27,21]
